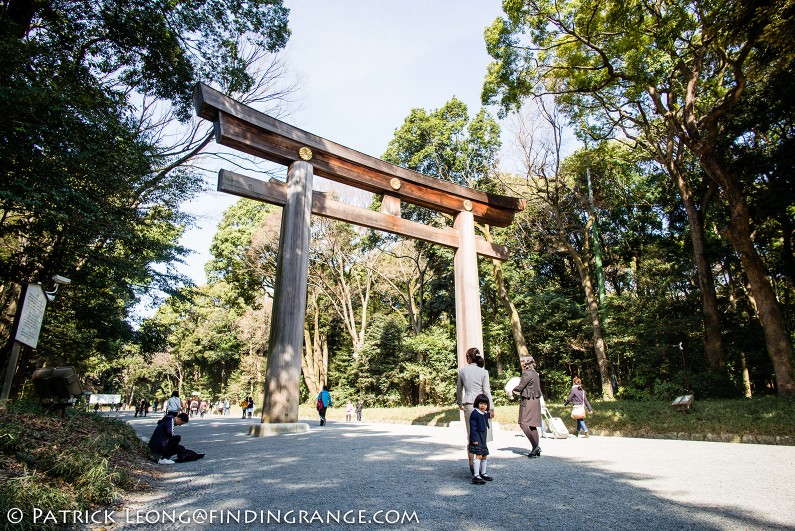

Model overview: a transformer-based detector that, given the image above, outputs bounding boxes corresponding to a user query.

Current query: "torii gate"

[194,83,525,435]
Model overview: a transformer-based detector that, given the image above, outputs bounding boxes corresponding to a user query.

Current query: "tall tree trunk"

[740,352,753,398]
[301,290,326,397]
[570,252,614,400]
[697,149,795,396]
[670,168,727,371]
[483,226,529,362]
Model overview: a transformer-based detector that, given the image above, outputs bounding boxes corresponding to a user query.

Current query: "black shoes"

[471,476,486,485]
[527,447,541,458]
[479,473,493,481]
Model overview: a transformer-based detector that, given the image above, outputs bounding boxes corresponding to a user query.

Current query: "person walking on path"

[317,386,332,426]
[468,394,493,484]
[456,347,493,476]
[345,401,353,422]
[355,399,363,422]
[512,355,543,457]
[224,398,230,416]
[246,396,254,419]
[166,391,181,416]
[564,376,593,437]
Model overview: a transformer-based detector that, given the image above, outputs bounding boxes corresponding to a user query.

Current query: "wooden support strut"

[218,170,511,261]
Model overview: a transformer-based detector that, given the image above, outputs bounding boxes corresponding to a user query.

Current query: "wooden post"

[0,341,22,408]
[453,210,483,368]
[260,161,313,424]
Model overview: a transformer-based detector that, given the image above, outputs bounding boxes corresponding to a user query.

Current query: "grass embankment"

[0,404,155,530]
[301,396,795,444]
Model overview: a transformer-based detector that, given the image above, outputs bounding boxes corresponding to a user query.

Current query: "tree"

[483,0,795,395]
[1,0,290,119]
[0,0,293,386]
[310,217,380,357]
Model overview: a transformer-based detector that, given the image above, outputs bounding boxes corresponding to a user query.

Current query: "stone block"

[248,422,310,437]
[776,435,794,446]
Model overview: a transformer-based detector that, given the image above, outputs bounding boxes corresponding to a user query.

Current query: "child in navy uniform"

[468,393,492,484]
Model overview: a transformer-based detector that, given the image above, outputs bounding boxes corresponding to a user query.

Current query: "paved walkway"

[108,412,795,530]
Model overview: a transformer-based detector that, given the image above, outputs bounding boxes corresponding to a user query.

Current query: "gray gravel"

[101,412,795,530]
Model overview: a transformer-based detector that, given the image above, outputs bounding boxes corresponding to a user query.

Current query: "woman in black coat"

[512,355,543,457]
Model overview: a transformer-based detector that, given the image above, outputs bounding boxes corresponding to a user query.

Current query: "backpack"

[316,397,324,410]
[175,448,205,463]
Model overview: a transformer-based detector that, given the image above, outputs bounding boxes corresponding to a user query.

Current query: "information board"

[14,283,47,349]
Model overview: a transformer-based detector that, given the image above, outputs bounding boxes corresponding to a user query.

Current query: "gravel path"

[104,412,795,530]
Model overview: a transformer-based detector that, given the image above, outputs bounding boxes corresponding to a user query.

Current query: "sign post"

[0,283,48,408]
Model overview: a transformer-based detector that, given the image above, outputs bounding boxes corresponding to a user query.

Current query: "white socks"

[480,460,488,475]
[473,459,481,477]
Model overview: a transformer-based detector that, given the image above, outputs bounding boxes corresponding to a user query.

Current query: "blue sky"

[176,1,506,286]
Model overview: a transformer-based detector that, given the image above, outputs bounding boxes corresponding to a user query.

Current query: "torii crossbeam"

[194,83,525,433]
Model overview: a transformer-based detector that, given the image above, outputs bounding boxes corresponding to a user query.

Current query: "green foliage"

[0,405,150,529]
[2,0,290,120]
[0,0,292,397]
[401,326,457,406]
[482,0,795,396]
[206,199,279,306]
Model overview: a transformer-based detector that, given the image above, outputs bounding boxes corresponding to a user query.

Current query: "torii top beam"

[193,83,525,228]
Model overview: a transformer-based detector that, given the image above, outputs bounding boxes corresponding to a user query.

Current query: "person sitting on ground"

[148,412,204,464]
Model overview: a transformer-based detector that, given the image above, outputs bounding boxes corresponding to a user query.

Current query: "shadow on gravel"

[122,416,790,530]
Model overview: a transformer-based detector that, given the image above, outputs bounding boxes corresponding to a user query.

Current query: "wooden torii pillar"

[194,84,525,435]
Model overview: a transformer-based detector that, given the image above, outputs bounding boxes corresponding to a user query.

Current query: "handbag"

[571,387,588,419]
[316,397,324,410]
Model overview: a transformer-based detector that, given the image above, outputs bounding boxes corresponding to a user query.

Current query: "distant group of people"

[456,346,595,485]
[315,385,363,426]
[162,392,236,418]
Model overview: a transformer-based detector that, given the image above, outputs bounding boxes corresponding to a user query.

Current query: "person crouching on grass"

[468,394,492,484]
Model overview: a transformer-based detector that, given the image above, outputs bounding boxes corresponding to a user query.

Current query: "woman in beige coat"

[512,355,543,457]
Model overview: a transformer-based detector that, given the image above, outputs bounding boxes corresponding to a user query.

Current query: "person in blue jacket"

[317,386,332,426]
[468,394,492,484]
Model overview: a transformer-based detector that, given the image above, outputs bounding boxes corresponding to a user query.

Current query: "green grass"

[0,403,154,530]
[301,396,795,441]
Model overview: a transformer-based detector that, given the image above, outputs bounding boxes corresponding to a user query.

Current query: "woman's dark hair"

[473,393,490,410]
[322,385,328,391]
[475,355,485,368]
[171,390,179,397]
[465,347,480,363]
